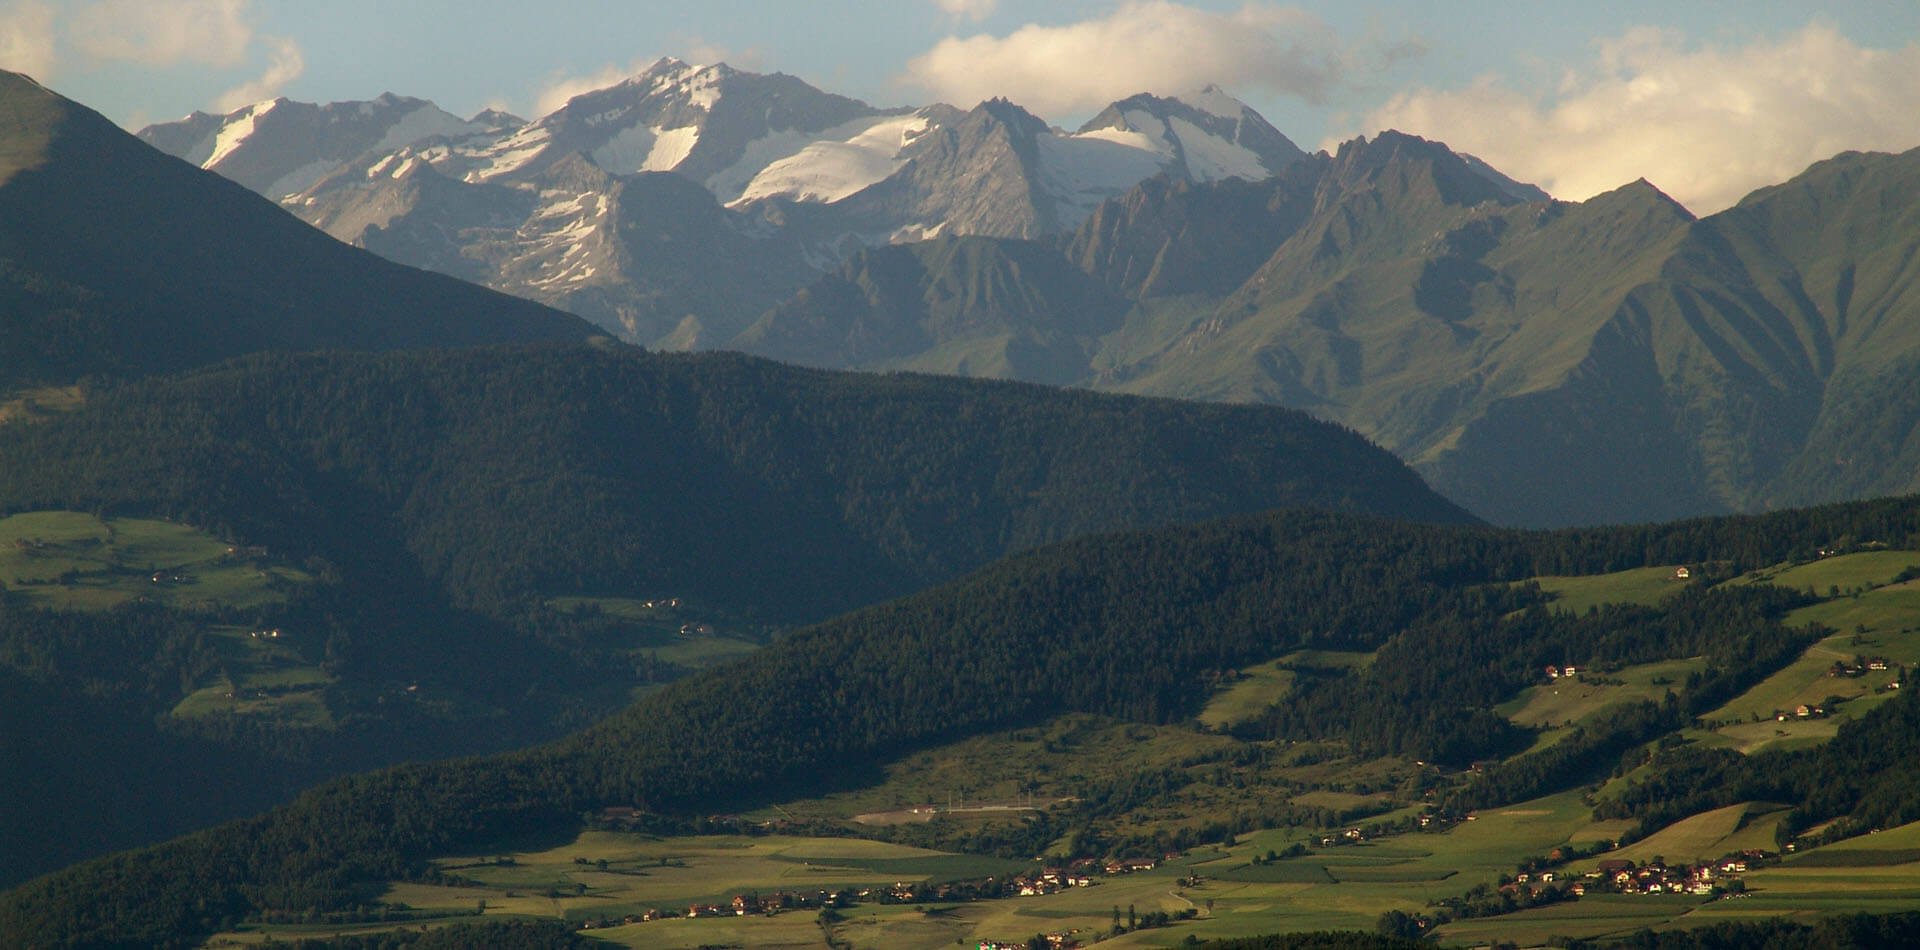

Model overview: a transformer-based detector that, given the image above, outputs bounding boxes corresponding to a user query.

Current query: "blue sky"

[8,1,1920,212]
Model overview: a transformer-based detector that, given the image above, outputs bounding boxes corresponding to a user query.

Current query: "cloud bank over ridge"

[1340,24,1920,214]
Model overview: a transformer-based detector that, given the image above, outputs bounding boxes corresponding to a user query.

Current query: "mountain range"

[138,58,1309,346]
[136,61,1920,529]
[740,134,1920,528]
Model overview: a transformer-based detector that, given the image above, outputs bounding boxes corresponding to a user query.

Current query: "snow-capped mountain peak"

[137,93,491,199]
[1067,87,1304,188]
[1172,84,1249,120]
[132,59,1382,347]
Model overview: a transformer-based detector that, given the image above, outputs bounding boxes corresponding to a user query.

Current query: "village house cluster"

[577,887,857,930]
[1572,851,1770,896]
[1828,656,1903,688]
[577,860,1129,934]
[978,933,1079,950]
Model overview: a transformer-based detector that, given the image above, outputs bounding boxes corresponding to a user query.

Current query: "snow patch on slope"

[706,127,819,201]
[373,104,484,153]
[588,124,703,174]
[1074,109,1176,161]
[1168,116,1266,181]
[644,126,699,171]
[731,113,931,205]
[204,99,280,169]
[466,124,552,181]
[524,189,611,288]
[1036,132,1167,219]
[678,65,722,110]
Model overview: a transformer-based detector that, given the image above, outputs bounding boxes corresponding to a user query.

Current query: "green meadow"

[1698,554,1920,753]
[0,510,310,611]
[194,782,1920,949]
[1531,565,1692,614]
[1199,657,1297,729]
[169,625,335,728]
[548,595,770,674]
[1567,803,1787,870]
[1731,550,1920,596]
[1499,657,1706,729]
[0,384,83,425]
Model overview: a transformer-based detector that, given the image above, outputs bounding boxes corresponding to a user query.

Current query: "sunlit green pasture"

[1569,803,1787,870]
[1199,657,1296,729]
[1698,574,1920,753]
[1499,657,1705,728]
[0,511,309,611]
[1531,565,1692,614]
[165,624,335,727]
[549,595,770,674]
[762,714,1242,829]
[1731,551,1920,596]
[0,384,83,425]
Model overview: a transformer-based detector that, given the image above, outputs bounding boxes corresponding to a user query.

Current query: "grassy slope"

[1700,553,1920,751]
[0,511,311,612]
[1533,566,1692,615]
[1499,657,1706,729]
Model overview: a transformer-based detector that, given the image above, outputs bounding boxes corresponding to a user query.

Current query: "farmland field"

[0,384,83,424]
[194,791,1920,948]
[1731,550,1920,596]
[1699,567,1920,753]
[1531,565,1691,614]
[1199,657,1296,729]
[1499,657,1706,728]
[0,511,310,611]
[1569,803,1787,869]
[548,595,772,674]
[183,552,1920,949]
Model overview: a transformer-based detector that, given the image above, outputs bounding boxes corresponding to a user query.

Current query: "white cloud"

[70,0,252,67]
[903,1,1348,117]
[534,59,654,117]
[212,34,301,111]
[934,0,998,23]
[1339,24,1920,215]
[682,37,762,73]
[0,0,57,79]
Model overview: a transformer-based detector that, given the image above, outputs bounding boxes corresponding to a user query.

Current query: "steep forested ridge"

[7,495,1920,946]
[0,343,1468,617]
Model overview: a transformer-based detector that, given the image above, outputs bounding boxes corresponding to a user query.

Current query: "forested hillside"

[0,340,1464,886]
[0,343,1466,618]
[7,495,1920,946]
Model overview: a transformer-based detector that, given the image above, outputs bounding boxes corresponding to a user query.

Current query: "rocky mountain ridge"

[137,58,1308,345]
[738,131,1920,527]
